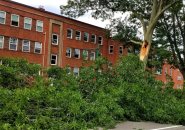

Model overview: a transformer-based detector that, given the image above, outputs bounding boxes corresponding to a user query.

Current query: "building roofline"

[5,0,106,30]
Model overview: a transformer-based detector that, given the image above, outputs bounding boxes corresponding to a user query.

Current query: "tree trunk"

[139,32,153,68]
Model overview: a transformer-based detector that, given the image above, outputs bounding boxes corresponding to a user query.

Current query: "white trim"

[11,14,19,27]
[9,37,18,51]
[34,42,42,54]
[150,125,182,130]
[22,40,30,52]
[52,33,59,45]
[74,48,80,59]
[91,34,96,43]
[24,17,32,30]
[0,11,6,24]
[90,52,95,61]
[50,54,57,65]
[36,20,43,32]
[0,35,4,49]
[73,67,79,76]
[109,45,114,54]
[67,28,73,39]
[75,30,81,40]
[119,46,123,55]
[66,47,72,58]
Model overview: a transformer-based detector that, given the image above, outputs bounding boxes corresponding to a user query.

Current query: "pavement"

[91,121,185,130]
[109,121,185,130]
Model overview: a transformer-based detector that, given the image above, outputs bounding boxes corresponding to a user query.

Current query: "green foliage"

[0,56,185,129]
[0,58,40,88]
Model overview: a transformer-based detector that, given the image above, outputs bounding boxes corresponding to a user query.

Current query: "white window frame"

[119,46,123,55]
[73,67,79,76]
[0,35,4,49]
[9,38,18,51]
[90,52,95,61]
[75,31,81,40]
[11,14,19,27]
[34,42,42,54]
[82,50,88,60]
[98,36,103,45]
[0,11,6,24]
[67,29,73,39]
[36,20,43,32]
[24,17,32,30]
[22,40,30,52]
[50,54,57,65]
[66,67,71,74]
[52,34,59,45]
[66,48,72,58]
[84,32,89,42]
[91,34,96,43]
[74,48,80,59]
[177,76,182,80]
[109,45,114,54]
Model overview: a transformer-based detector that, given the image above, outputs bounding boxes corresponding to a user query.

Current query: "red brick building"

[0,0,127,75]
[155,61,184,89]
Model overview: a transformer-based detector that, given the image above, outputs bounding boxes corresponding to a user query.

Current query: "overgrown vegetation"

[0,56,185,130]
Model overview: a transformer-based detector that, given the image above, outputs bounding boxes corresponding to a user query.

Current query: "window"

[119,46,123,55]
[73,67,79,76]
[84,32,89,42]
[74,49,80,59]
[90,52,95,61]
[66,67,71,74]
[67,29,73,39]
[164,68,167,74]
[91,34,96,43]
[34,42,42,54]
[22,40,30,52]
[98,36,103,45]
[169,68,172,76]
[82,50,88,60]
[109,45,114,54]
[9,38,18,51]
[0,35,4,49]
[50,54,57,65]
[176,85,183,89]
[52,34,59,45]
[0,11,6,24]
[36,20,43,32]
[177,76,182,80]
[11,14,19,27]
[66,48,72,58]
[24,17,32,30]
[75,31,81,40]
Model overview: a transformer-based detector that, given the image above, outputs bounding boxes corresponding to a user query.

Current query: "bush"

[0,58,40,88]
[0,56,185,129]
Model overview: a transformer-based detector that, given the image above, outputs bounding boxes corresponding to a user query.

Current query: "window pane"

[0,35,4,48]
[66,48,71,57]
[0,11,5,18]
[67,29,72,38]
[74,49,80,58]
[52,34,58,44]
[35,42,42,53]
[12,15,18,21]
[51,55,57,65]
[82,50,88,60]
[22,40,30,52]
[9,38,18,50]
[73,67,79,76]
[84,32,89,42]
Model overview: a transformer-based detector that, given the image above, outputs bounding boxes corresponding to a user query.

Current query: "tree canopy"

[61,0,182,65]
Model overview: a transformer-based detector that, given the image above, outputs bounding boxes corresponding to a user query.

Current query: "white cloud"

[12,0,108,28]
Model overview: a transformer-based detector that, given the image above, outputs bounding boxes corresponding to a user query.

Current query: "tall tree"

[151,2,185,77]
[60,0,182,67]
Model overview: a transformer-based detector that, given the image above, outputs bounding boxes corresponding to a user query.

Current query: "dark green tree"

[151,2,185,77]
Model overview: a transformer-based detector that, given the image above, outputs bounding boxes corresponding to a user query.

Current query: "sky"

[13,0,109,28]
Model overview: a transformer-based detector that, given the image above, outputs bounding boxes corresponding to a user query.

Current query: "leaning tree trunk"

[139,31,153,68]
